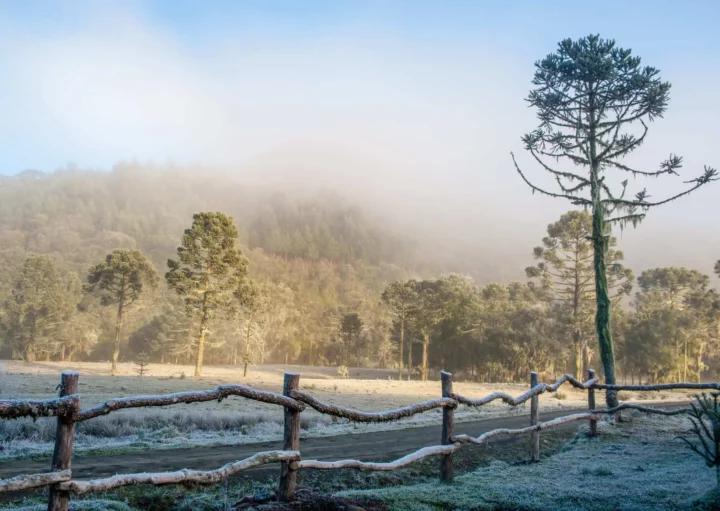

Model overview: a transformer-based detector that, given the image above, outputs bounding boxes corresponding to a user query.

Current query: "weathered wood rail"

[0,369,707,509]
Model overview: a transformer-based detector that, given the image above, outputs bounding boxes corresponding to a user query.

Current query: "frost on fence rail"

[0,395,79,420]
[0,470,72,493]
[593,403,691,416]
[298,444,459,471]
[452,412,602,445]
[58,450,300,494]
[291,390,456,422]
[77,384,304,421]
[594,382,720,391]
[451,374,598,408]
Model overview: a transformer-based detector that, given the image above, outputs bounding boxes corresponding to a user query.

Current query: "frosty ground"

[3,413,714,511]
[0,361,690,459]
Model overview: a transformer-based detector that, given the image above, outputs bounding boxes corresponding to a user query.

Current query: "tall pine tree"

[86,249,159,375]
[513,34,717,405]
[166,212,249,377]
[526,210,632,378]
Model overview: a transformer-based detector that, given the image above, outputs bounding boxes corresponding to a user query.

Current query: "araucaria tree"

[86,249,159,375]
[526,210,632,378]
[513,34,717,406]
[166,212,249,377]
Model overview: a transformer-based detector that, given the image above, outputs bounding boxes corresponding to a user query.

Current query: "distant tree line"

[1,189,718,383]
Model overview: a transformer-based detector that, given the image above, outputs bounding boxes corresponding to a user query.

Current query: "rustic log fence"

[0,369,714,510]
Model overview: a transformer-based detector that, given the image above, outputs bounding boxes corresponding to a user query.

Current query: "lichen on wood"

[291,390,456,422]
[0,395,79,420]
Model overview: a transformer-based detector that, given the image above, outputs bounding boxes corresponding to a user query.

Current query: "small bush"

[337,366,350,379]
[617,391,632,401]
[554,390,568,400]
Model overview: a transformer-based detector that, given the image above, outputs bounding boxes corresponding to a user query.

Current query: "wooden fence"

[1,369,715,510]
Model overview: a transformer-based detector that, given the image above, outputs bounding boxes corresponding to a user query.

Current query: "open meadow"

[0,361,692,460]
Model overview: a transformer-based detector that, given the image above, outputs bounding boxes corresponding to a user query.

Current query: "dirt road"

[0,402,688,486]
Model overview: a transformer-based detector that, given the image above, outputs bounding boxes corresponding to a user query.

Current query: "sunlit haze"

[0,0,718,280]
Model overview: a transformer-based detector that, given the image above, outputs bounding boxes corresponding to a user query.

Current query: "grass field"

[0,361,693,459]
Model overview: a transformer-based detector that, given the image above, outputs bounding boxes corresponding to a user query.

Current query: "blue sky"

[0,0,718,275]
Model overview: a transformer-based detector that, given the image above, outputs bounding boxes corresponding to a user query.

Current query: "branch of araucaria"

[511,152,591,206]
[603,166,718,209]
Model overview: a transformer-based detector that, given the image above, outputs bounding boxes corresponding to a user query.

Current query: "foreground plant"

[677,392,720,486]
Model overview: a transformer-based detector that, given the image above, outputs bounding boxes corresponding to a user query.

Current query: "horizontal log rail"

[592,403,692,416]
[77,384,303,421]
[0,470,71,494]
[452,412,602,444]
[291,390,456,422]
[57,450,300,495]
[0,396,79,420]
[297,444,459,471]
[0,369,709,509]
[594,382,720,392]
[451,375,599,407]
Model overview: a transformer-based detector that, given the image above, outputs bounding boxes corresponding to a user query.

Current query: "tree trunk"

[233,332,240,366]
[684,336,688,382]
[407,340,412,381]
[112,301,124,376]
[421,333,429,382]
[243,315,253,377]
[195,315,208,378]
[573,331,582,380]
[590,141,618,408]
[698,351,703,383]
[398,314,405,380]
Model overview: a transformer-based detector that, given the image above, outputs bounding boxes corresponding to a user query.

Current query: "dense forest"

[0,164,718,383]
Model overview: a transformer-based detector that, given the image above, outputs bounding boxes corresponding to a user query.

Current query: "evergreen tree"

[165,212,249,377]
[634,268,715,381]
[513,34,717,406]
[86,249,159,375]
[381,281,418,379]
[233,279,261,376]
[340,312,365,366]
[526,210,632,377]
[1,254,73,361]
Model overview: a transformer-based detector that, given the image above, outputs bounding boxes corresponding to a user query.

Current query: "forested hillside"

[0,163,718,384]
[0,163,424,370]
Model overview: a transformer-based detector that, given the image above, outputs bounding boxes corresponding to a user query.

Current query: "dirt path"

[0,402,688,487]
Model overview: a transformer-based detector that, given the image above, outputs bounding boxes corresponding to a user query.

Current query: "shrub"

[337,366,350,379]
[554,390,568,400]
[677,392,720,486]
[617,391,632,401]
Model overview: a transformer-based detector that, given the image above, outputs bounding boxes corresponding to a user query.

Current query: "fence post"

[530,371,540,462]
[278,372,300,501]
[440,371,454,483]
[587,369,597,437]
[48,371,79,511]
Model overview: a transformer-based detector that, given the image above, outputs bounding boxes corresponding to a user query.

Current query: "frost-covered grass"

[341,414,714,511]
[0,361,692,459]
[4,414,713,511]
